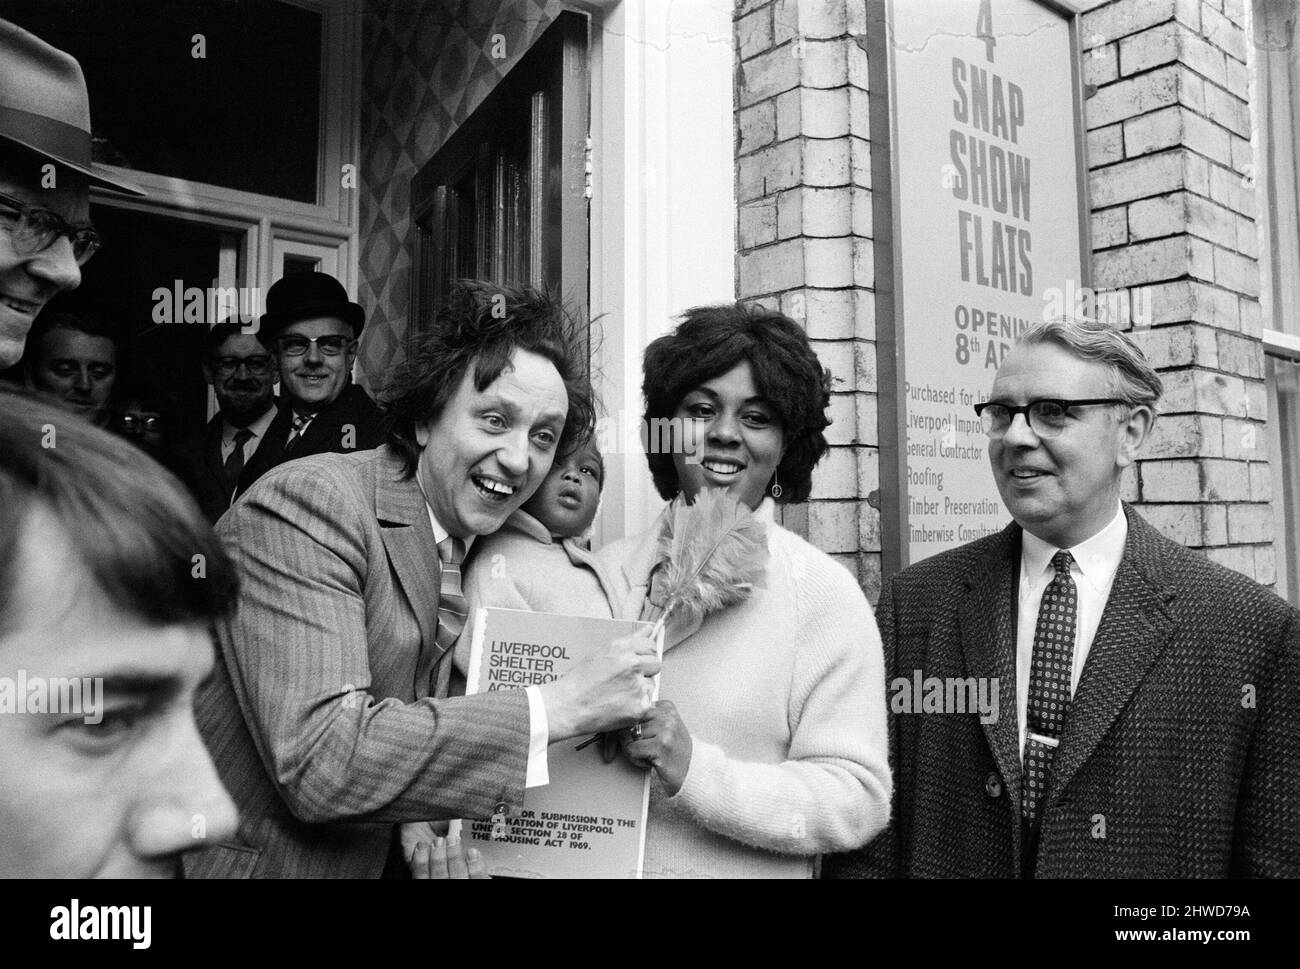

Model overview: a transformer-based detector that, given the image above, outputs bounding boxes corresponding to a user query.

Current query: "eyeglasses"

[118,414,159,433]
[973,398,1128,439]
[0,191,101,266]
[213,354,273,376]
[276,335,353,356]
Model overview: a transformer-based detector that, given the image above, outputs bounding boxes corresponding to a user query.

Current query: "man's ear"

[1116,404,1155,468]
[200,359,214,385]
[414,421,430,448]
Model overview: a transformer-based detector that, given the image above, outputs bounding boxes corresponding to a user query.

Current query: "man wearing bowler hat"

[233,270,385,498]
[0,18,144,370]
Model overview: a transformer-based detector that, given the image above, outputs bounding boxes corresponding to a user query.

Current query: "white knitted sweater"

[596,501,892,878]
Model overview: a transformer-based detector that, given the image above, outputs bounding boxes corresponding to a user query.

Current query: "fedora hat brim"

[0,131,146,197]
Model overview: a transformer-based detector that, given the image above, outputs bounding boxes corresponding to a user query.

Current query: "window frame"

[84,0,360,299]
[408,11,590,346]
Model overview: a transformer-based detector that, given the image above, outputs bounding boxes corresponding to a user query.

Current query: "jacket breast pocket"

[182,843,263,879]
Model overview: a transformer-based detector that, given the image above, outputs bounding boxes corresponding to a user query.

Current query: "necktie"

[285,411,314,451]
[223,428,254,487]
[434,536,468,654]
[1022,550,1077,832]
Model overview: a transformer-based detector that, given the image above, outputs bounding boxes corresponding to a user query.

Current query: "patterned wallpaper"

[356,0,566,384]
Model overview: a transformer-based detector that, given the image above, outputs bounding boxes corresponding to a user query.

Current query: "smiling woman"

[595,303,892,879]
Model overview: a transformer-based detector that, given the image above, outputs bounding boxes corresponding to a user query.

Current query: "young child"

[453,434,617,684]
[401,436,618,868]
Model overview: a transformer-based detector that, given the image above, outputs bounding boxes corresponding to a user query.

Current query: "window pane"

[4,0,321,202]
[283,255,321,276]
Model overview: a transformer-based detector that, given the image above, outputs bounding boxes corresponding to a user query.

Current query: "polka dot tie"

[1022,550,1076,829]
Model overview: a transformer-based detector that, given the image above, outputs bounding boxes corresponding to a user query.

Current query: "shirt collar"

[423,505,478,553]
[414,474,475,553]
[1020,502,1127,595]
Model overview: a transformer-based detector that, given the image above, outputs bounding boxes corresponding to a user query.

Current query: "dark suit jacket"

[824,506,1299,878]
[185,445,531,879]
[180,408,276,523]
[234,382,385,500]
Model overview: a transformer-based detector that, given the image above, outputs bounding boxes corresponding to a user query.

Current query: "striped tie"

[434,536,468,655]
[285,411,314,451]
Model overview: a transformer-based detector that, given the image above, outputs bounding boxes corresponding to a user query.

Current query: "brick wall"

[1083,0,1274,583]
[733,0,880,598]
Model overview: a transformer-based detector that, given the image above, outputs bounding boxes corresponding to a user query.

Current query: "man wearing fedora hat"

[0,18,143,370]
[232,270,385,499]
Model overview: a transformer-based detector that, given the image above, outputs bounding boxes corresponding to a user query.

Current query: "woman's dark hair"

[382,280,596,479]
[642,303,832,504]
[0,388,239,633]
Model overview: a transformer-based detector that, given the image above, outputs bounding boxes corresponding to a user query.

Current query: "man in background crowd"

[0,18,142,370]
[24,308,118,425]
[232,271,384,499]
[183,316,278,522]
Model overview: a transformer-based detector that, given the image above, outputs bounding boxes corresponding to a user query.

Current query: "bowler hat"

[0,18,145,196]
[259,271,366,342]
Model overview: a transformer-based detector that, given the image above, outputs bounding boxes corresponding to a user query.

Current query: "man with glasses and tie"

[231,271,385,500]
[187,281,660,878]
[181,316,280,522]
[0,19,144,371]
[826,317,1298,878]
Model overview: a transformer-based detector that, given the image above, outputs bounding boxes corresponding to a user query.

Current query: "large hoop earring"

[770,471,783,500]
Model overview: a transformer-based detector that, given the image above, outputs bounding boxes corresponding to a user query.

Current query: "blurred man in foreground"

[0,387,239,877]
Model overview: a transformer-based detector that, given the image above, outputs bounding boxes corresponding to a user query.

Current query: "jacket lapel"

[958,523,1024,853]
[372,448,443,697]
[202,417,228,487]
[294,387,349,454]
[1048,507,1176,801]
[236,404,291,495]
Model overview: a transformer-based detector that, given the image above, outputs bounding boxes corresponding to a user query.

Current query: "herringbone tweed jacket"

[824,505,1299,878]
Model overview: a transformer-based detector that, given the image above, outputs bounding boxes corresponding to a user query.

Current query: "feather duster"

[647,487,770,637]
[573,489,770,752]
